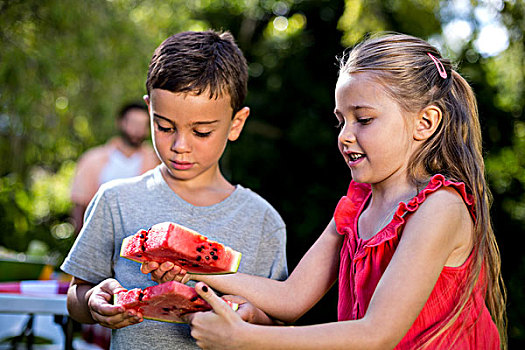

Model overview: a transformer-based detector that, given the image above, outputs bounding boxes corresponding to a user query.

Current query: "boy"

[61,30,288,349]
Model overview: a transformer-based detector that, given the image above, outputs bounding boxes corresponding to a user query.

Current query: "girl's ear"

[414,105,442,141]
[228,107,250,141]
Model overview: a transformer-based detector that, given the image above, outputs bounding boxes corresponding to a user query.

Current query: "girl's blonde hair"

[339,33,507,349]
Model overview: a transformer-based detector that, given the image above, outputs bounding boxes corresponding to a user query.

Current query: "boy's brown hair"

[146,30,248,114]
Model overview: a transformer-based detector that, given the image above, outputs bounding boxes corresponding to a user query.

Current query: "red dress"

[334,174,500,349]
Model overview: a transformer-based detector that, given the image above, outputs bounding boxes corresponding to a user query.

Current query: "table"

[0,293,73,349]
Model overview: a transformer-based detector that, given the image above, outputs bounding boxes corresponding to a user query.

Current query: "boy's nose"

[171,134,191,153]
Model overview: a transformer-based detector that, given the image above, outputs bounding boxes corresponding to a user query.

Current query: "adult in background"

[70,102,160,235]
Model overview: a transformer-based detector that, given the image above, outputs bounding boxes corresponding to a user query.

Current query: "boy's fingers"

[140,261,159,274]
[162,265,187,283]
[100,278,126,295]
[221,294,247,305]
[195,282,232,317]
[181,273,192,284]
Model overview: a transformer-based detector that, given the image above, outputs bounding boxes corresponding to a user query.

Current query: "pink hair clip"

[427,52,447,79]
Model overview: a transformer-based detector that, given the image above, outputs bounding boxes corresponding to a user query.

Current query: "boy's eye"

[194,130,212,137]
[157,124,173,133]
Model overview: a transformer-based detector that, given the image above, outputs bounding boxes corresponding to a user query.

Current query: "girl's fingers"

[195,282,235,318]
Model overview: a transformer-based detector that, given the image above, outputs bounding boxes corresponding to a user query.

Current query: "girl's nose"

[338,124,356,145]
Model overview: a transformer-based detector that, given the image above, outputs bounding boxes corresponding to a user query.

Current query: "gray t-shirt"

[61,166,288,350]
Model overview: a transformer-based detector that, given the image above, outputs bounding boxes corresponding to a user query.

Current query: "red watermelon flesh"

[114,281,238,323]
[114,281,211,323]
[120,222,242,274]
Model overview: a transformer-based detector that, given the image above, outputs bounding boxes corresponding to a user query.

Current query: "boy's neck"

[160,165,235,207]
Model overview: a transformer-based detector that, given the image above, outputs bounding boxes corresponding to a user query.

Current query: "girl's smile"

[345,151,366,165]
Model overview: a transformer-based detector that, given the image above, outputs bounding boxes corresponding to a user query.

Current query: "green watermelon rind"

[143,315,185,323]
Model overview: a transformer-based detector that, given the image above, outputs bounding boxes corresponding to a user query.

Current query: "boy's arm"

[67,277,143,329]
[66,277,97,323]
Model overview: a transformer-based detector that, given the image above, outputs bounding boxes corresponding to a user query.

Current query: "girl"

[147,33,507,349]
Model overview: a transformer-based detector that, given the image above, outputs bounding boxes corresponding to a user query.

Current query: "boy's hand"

[221,295,277,325]
[141,261,187,284]
[87,278,143,329]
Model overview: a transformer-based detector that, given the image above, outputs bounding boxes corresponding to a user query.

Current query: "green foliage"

[1,0,524,346]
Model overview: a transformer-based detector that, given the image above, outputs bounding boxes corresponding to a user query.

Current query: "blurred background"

[0,0,523,347]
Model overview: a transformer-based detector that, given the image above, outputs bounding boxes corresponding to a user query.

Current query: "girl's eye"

[357,117,372,125]
[194,130,212,138]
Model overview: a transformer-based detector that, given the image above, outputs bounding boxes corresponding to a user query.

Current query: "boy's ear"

[143,94,151,109]
[228,107,250,141]
[414,105,442,141]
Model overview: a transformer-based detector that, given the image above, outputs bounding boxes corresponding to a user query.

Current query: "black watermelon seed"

[190,296,198,302]
[210,251,215,256]
[141,245,146,251]
[196,256,202,261]
[192,264,200,267]
[205,256,210,260]
[213,248,218,251]
[196,247,202,252]
[138,292,144,301]
[212,255,218,260]
[163,307,170,312]
[140,234,145,238]
[136,254,142,257]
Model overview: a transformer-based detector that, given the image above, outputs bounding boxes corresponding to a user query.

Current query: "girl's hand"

[140,261,187,284]
[185,282,250,350]
[87,278,143,329]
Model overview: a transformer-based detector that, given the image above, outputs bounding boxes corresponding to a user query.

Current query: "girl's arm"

[188,188,474,349]
[191,219,343,323]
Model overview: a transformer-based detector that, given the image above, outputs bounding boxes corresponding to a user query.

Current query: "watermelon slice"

[114,281,237,323]
[120,222,242,274]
